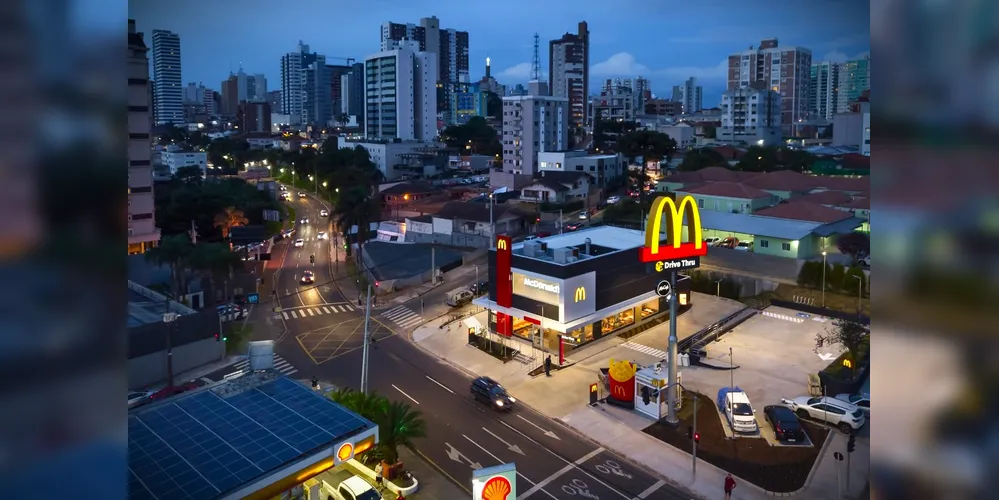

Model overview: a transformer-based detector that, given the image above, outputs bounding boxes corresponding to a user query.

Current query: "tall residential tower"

[727,38,812,132]
[548,21,590,130]
[380,16,469,119]
[128,20,160,254]
[151,29,183,125]
[281,41,320,125]
[363,41,438,142]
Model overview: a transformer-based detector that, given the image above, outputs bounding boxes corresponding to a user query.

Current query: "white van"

[724,391,758,433]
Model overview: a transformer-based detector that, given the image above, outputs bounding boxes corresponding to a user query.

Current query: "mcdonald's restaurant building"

[473,226,692,356]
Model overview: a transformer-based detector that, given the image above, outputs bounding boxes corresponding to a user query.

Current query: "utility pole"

[729,347,735,389]
[692,393,698,479]
[360,284,373,394]
[431,247,436,286]
[488,194,495,248]
[665,270,679,424]
[559,209,563,234]
[162,298,178,390]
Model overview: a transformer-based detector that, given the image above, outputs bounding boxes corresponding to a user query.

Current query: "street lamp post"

[162,311,179,390]
[714,279,723,297]
[850,275,863,316]
[821,251,828,308]
[488,193,495,248]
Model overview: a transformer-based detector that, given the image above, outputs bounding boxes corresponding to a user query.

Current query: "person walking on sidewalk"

[374,462,384,488]
[544,355,552,377]
[724,473,736,499]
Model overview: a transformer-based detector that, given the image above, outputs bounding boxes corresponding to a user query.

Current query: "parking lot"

[679,306,845,438]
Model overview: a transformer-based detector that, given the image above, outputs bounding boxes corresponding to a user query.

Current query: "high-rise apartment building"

[281,41,320,125]
[303,57,332,126]
[340,62,365,126]
[836,56,870,113]
[381,16,469,118]
[592,79,636,121]
[500,81,569,177]
[809,61,839,119]
[267,90,282,114]
[678,77,703,114]
[221,73,239,116]
[718,85,782,146]
[239,101,272,134]
[235,69,267,102]
[327,64,352,119]
[727,38,812,132]
[364,42,438,142]
[548,22,589,130]
[633,76,650,112]
[151,29,183,125]
[128,20,160,254]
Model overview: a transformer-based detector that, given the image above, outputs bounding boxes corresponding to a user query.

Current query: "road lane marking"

[282,311,289,320]
[200,377,214,384]
[516,414,561,440]
[481,427,525,455]
[426,375,454,394]
[392,384,420,405]
[520,448,604,499]
[461,435,556,499]
[322,306,331,314]
[636,479,665,499]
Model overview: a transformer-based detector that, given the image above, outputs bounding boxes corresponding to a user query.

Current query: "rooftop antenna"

[531,33,541,81]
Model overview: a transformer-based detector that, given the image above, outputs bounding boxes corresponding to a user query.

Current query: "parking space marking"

[762,311,805,323]
[635,479,665,499]
[521,448,603,499]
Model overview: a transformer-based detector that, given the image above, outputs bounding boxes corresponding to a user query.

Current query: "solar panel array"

[128,377,372,500]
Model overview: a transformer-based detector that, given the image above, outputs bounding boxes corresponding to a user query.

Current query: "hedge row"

[688,271,742,300]
[797,261,868,296]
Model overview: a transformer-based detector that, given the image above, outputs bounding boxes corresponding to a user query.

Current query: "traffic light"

[687,425,693,440]
[214,333,220,342]
[536,217,541,223]
[693,432,700,444]
[847,434,856,453]
[310,254,315,264]
[641,387,651,405]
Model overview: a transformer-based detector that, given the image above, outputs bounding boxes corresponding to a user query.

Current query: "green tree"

[374,400,427,464]
[144,234,195,299]
[828,263,847,292]
[814,319,870,366]
[703,125,717,139]
[336,113,350,127]
[735,145,780,172]
[333,184,381,259]
[679,147,725,172]
[617,130,677,206]
[189,242,242,304]
[797,261,821,288]
[779,148,816,173]
[843,266,868,298]
[483,91,503,120]
[440,116,501,157]
[174,165,204,186]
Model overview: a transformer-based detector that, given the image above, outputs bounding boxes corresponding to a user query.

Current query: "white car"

[294,239,305,248]
[320,209,329,217]
[578,211,589,220]
[783,396,866,433]
[723,390,759,433]
[835,392,870,414]
[606,195,621,204]
[279,185,288,191]
[298,192,306,198]
[735,241,753,252]
[300,270,315,284]
[300,217,309,224]
[317,231,327,240]
[704,237,721,247]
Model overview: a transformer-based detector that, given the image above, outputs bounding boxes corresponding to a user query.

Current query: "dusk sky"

[128,0,870,106]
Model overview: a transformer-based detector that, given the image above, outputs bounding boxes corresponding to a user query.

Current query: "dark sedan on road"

[471,376,516,411]
[764,405,806,443]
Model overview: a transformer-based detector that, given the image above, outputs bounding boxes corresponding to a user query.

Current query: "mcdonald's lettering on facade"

[639,195,707,265]
[574,287,586,303]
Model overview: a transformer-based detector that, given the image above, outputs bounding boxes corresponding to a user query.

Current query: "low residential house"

[740,170,817,201]
[520,171,592,204]
[791,190,871,231]
[656,166,757,193]
[537,151,624,188]
[752,200,863,254]
[675,182,778,214]
[380,181,442,207]
[405,201,526,247]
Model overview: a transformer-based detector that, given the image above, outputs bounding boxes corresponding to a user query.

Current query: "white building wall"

[162,151,208,174]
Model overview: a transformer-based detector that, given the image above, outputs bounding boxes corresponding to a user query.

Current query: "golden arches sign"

[639,195,708,263]
[574,287,586,303]
[612,384,627,399]
[497,239,508,251]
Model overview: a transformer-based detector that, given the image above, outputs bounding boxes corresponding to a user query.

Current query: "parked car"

[471,281,489,295]
[606,195,621,204]
[148,382,201,402]
[763,405,806,443]
[301,270,315,285]
[128,390,155,409]
[294,238,305,248]
[858,255,870,267]
[578,211,589,220]
[470,376,516,411]
[717,237,738,249]
[723,390,759,433]
[782,396,866,433]
[835,392,870,414]
[524,235,539,242]
[735,241,753,252]
[318,469,383,500]
[704,237,721,246]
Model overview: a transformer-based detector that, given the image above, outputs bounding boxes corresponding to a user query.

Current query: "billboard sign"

[512,272,561,306]
[639,195,705,269]
[561,271,596,323]
[496,236,513,308]
[473,463,517,500]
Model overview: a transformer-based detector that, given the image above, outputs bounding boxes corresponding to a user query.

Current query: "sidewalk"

[407,292,870,500]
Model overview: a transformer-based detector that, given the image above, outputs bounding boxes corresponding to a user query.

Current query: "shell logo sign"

[335,442,354,463]
[608,359,637,402]
[473,463,517,500]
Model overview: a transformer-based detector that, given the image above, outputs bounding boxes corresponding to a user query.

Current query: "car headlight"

[508,397,516,403]
[495,400,504,407]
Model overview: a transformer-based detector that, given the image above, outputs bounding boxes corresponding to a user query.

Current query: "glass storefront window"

[512,317,534,340]
[566,324,594,345]
[640,299,660,319]
[601,307,636,334]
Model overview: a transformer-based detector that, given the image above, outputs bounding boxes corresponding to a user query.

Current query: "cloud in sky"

[496,62,547,82]
[590,53,649,77]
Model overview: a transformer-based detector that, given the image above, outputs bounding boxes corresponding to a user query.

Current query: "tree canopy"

[440,116,501,157]
[154,177,278,242]
[679,147,726,171]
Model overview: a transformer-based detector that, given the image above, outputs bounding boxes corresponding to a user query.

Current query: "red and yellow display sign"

[608,359,636,402]
[639,195,707,263]
[473,463,517,500]
[335,442,354,463]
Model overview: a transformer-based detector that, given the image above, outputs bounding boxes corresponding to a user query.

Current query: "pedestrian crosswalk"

[762,311,806,323]
[275,303,356,320]
[621,341,668,360]
[382,305,424,330]
[234,354,298,376]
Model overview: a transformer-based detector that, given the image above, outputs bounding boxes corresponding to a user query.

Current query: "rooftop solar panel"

[128,376,374,500]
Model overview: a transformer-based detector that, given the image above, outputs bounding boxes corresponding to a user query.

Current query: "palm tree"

[144,234,195,300]
[374,400,427,464]
[189,242,242,304]
[333,184,380,259]
[327,388,388,421]
[213,206,249,240]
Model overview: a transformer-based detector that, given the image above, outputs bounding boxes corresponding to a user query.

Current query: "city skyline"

[128,0,869,107]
